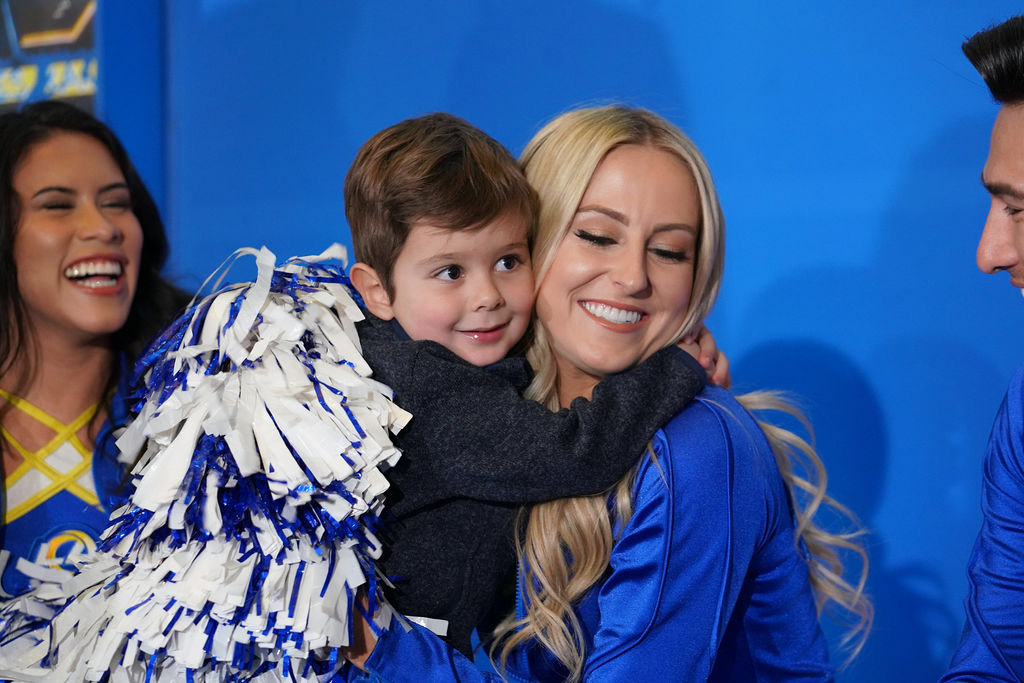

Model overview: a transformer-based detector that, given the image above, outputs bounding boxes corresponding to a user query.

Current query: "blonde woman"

[345,105,871,681]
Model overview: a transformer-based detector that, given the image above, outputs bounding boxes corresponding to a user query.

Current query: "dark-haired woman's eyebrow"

[32,186,74,198]
[99,182,130,194]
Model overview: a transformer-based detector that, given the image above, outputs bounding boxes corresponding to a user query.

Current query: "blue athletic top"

[0,381,130,597]
[349,385,832,682]
[943,364,1024,681]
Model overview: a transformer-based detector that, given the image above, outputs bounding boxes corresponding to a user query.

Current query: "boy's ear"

[349,262,396,320]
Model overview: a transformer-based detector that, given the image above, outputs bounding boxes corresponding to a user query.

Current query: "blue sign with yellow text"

[0,0,97,112]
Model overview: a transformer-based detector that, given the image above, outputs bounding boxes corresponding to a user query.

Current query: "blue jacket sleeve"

[581,390,830,682]
[352,620,504,683]
[942,367,1024,681]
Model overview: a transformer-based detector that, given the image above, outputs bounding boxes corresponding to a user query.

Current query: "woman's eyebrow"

[32,182,129,198]
[577,204,697,234]
[653,223,698,236]
[32,185,74,198]
[99,182,130,193]
[576,205,627,224]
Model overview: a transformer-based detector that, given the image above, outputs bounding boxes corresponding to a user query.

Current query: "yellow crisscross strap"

[0,388,101,523]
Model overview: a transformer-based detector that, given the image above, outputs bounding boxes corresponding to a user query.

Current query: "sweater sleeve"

[942,367,1024,681]
[396,344,705,504]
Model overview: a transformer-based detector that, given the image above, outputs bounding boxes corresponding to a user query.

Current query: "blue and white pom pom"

[0,245,409,682]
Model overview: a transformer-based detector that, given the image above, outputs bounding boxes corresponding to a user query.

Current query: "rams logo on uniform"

[31,528,97,570]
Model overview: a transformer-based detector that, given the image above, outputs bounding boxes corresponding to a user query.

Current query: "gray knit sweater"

[357,315,705,656]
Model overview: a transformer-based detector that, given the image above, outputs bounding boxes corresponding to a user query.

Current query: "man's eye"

[435,265,462,281]
[496,255,520,271]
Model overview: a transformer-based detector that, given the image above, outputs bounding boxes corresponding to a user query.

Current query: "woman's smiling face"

[534,143,699,404]
[12,132,143,346]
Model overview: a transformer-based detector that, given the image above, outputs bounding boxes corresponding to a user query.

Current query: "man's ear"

[349,263,395,320]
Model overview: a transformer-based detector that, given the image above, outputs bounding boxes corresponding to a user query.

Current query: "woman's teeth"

[582,302,643,324]
[64,260,123,287]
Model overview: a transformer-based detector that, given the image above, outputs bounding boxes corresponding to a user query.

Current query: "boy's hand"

[342,593,378,671]
[677,326,731,389]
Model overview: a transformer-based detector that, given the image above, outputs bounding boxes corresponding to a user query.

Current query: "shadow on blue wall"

[732,116,1016,680]
[735,341,957,680]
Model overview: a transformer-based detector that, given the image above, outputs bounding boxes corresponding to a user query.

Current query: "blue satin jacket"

[943,365,1024,681]
[351,386,832,682]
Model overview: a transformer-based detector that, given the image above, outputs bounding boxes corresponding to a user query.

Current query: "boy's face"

[385,213,534,366]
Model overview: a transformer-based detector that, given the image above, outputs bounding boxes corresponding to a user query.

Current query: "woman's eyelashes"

[37,191,132,213]
[650,245,691,262]
[573,228,615,246]
[576,226,691,263]
[101,194,133,211]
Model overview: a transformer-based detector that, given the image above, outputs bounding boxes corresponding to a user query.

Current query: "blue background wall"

[100,2,1024,679]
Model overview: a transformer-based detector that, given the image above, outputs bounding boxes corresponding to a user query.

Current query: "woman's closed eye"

[650,246,691,262]
[573,228,616,247]
[100,195,133,212]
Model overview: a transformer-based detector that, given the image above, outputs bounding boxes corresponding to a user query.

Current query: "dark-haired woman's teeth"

[64,261,123,280]
[64,261,123,287]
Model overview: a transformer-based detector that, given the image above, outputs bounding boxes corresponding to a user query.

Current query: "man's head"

[964,15,1024,285]
[346,113,538,366]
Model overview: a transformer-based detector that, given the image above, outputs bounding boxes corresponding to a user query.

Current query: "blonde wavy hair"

[493,105,872,680]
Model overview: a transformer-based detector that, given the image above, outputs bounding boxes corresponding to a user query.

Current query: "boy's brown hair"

[344,112,537,295]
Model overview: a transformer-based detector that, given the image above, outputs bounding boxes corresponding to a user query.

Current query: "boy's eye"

[574,228,615,246]
[434,265,463,281]
[495,254,520,272]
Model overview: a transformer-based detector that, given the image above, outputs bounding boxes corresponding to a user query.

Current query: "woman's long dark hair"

[0,100,188,381]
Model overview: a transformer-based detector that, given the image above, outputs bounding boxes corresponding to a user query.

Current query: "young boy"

[344,113,708,657]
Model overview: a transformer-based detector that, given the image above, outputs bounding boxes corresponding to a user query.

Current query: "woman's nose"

[77,204,123,243]
[977,201,1020,274]
[611,246,649,294]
